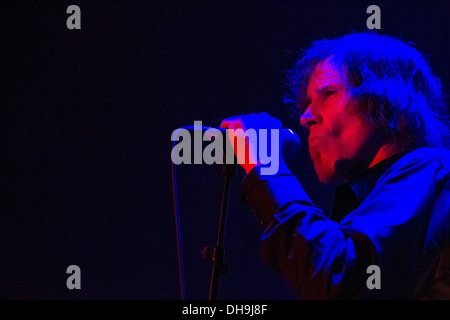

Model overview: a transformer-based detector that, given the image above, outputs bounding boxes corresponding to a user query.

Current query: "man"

[220,33,450,299]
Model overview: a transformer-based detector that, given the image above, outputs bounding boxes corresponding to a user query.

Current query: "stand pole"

[203,161,237,300]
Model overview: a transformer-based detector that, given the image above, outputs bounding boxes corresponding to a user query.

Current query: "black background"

[2,0,449,299]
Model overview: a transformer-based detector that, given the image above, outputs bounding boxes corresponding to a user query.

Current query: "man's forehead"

[309,58,345,87]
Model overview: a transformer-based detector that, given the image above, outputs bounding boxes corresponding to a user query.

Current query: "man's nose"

[300,106,321,129]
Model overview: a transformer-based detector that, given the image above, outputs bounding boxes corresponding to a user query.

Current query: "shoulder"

[379,147,450,184]
[396,147,450,171]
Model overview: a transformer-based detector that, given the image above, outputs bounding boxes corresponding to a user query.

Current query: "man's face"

[300,58,380,184]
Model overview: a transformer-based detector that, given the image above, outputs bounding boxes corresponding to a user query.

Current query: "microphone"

[180,124,301,160]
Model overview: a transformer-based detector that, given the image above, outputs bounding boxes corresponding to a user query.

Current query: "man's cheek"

[333,117,365,147]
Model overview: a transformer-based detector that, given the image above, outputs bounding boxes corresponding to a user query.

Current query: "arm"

[243,153,450,299]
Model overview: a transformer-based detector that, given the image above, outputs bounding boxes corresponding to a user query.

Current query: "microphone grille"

[281,129,301,160]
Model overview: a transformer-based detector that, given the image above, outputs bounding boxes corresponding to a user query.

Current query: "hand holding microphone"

[172,113,300,176]
[220,112,300,175]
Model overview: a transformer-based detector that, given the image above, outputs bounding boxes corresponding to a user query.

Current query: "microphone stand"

[202,153,237,300]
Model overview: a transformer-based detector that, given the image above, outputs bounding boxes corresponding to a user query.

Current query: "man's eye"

[317,88,337,98]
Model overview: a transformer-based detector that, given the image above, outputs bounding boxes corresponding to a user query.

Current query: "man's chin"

[313,164,336,184]
[314,165,348,185]
[317,173,336,184]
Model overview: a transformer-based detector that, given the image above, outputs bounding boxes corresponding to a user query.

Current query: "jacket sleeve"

[241,157,450,299]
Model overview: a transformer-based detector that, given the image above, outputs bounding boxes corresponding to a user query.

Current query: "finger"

[220,116,240,128]
[221,117,245,130]
[220,119,231,128]
[228,119,246,130]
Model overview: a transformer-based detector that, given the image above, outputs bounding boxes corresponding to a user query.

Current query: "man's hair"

[285,32,449,148]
